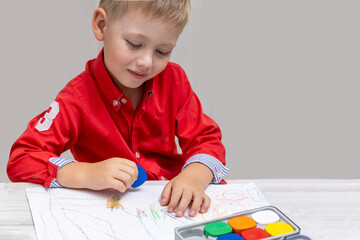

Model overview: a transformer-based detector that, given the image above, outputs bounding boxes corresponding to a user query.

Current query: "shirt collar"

[87,48,123,112]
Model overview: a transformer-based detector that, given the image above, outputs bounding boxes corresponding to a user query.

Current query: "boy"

[7,0,228,218]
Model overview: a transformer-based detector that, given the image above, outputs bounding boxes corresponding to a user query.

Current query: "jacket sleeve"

[175,68,227,181]
[7,86,82,188]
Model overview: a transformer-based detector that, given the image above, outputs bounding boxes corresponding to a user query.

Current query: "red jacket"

[8,50,226,188]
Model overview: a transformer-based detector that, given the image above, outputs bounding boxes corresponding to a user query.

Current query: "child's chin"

[122,81,146,89]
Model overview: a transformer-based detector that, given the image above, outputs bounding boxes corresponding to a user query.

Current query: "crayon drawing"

[26,182,269,240]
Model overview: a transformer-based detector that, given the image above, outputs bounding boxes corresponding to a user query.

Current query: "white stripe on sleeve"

[48,157,78,188]
[183,154,229,183]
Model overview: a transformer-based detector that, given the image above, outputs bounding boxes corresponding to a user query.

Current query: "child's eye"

[156,49,170,57]
[126,40,142,49]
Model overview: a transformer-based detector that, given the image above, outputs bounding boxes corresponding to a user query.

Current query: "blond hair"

[99,0,191,32]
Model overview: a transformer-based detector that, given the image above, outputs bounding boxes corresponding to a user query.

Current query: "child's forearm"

[182,162,214,188]
[56,162,90,189]
[56,158,138,192]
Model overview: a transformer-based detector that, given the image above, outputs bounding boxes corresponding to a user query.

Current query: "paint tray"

[174,206,311,240]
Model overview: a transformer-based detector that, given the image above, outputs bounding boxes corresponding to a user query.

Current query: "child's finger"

[189,192,203,217]
[116,164,138,184]
[160,181,172,206]
[175,190,192,217]
[110,179,127,193]
[113,171,133,189]
[167,186,183,213]
[119,159,138,175]
[199,194,211,214]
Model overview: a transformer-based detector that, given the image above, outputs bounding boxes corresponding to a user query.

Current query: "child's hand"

[160,163,213,218]
[84,158,138,192]
[57,157,138,193]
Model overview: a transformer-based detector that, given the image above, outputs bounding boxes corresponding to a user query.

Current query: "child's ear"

[92,8,108,41]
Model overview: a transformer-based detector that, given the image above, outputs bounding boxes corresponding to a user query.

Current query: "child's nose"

[136,51,153,70]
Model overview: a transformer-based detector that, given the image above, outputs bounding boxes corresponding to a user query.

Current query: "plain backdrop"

[1,0,359,183]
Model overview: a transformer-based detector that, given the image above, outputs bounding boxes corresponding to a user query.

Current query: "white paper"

[26,182,269,240]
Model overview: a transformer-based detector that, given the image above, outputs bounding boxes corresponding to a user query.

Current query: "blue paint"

[217,233,245,240]
[131,164,148,188]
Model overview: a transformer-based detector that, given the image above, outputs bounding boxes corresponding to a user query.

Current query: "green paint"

[204,221,233,237]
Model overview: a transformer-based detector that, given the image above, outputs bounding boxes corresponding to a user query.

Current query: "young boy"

[7,0,228,218]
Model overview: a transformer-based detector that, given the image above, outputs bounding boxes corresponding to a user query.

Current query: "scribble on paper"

[106,195,123,211]
[26,183,269,240]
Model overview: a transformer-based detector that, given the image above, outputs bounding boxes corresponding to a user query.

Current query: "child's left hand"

[160,162,213,217]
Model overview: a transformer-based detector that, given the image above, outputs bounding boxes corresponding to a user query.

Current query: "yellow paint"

[265,222,294,236]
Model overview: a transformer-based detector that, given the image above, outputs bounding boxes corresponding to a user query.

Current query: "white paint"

[251,210,280,225]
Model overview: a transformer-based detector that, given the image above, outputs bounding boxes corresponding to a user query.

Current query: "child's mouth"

[128,69,147,79]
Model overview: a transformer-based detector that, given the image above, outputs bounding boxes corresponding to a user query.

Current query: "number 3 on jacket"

[35,101,59,132]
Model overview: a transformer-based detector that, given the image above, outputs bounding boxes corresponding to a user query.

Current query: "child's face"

[102,9,181,90]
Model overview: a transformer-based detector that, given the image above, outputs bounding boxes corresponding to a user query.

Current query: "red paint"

[240,228,270,240]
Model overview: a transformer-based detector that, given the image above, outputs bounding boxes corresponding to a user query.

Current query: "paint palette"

[174,206,311,240]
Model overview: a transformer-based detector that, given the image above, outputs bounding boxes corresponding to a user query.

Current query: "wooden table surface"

[1,179,359,240]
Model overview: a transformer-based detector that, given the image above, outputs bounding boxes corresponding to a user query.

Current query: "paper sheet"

[26,182,269,240]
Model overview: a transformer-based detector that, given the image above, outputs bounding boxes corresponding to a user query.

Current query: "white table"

[1,179,359,240]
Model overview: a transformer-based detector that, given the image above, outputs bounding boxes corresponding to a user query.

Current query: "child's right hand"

[57,157,138,193]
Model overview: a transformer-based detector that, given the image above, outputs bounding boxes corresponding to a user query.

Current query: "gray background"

[1,0,359,182]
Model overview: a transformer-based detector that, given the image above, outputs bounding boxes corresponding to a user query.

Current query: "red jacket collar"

[88,49,122,112]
